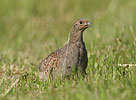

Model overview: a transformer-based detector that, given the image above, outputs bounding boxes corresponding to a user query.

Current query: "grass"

[0,0,136,100]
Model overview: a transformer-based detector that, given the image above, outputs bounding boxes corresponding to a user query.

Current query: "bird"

[39,19,91,81]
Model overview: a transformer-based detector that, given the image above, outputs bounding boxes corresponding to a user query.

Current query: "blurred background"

[0,0,136,69]
[0,0,136,99]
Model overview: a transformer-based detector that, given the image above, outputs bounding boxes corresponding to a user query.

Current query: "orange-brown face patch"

[74,19,90,30]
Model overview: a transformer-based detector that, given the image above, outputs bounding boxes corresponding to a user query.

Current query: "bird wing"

[39,51,60,80]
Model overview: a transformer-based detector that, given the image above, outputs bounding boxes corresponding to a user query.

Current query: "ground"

[0,0,136,100]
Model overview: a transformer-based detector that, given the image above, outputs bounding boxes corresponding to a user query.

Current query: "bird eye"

[80,21,82,24]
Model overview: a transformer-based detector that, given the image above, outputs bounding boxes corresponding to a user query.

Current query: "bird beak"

[85,22,91,28]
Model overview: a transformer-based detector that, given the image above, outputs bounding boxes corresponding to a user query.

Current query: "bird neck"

[69,30,83,44]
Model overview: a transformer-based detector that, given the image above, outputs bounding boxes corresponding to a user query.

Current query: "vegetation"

[0,0,136,100]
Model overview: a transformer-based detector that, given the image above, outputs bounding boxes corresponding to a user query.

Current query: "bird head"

[73,19,91,32]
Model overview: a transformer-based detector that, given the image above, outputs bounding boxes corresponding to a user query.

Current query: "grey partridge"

[39,19,90,81]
